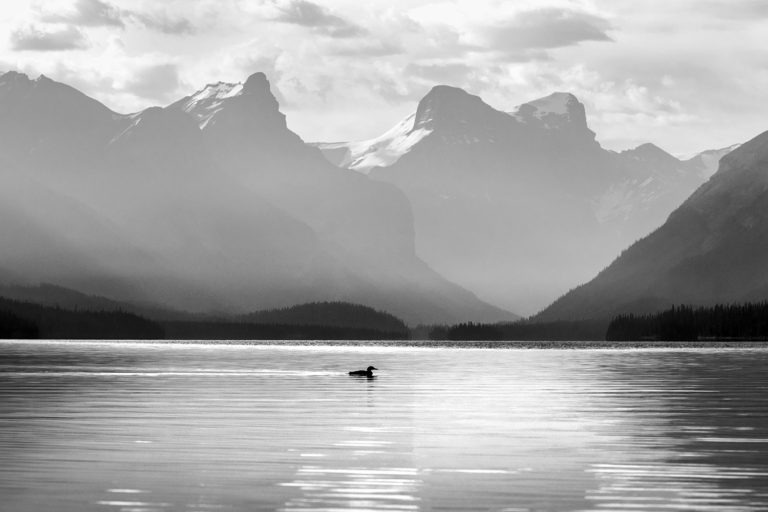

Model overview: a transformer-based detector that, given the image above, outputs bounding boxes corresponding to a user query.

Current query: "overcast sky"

[1,0,765,156]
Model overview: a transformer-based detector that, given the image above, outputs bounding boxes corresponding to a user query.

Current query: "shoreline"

[4,339,768,350]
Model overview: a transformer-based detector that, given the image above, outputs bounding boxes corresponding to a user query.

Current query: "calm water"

[1,341,768,512]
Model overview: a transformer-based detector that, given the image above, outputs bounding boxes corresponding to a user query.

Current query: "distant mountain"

[537,130,768,321]
[684,143,741,179]
[316,87,736,315]
[0,70,511,325]
[0,283,188,321]
[0,71,329,312]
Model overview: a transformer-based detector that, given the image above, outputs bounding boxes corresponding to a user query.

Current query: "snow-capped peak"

[192,81,243,102]
[317,112,433,174]
[527,92,576,116]
[510,92,585,129]
[316,89,593,173]
[173,81,241,129]
[171,72,278,130]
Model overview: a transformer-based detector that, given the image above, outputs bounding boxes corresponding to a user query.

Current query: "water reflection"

[0,341,767,511]
[581,350,768,511]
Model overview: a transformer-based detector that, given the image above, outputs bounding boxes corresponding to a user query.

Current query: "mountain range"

[0,70,511,325]
[0,68,750,326]
[316,88,737,315]
[537,130,768,321]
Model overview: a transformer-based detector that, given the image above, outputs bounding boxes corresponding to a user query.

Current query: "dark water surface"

[1,340,768,511]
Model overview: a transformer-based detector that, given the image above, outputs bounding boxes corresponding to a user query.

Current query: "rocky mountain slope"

[537,130,768,321]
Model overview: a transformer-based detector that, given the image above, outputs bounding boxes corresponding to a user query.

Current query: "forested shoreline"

[3,295,768,342]
[606,303,768,341]
[0,298,409,341]
[0,298,164,339]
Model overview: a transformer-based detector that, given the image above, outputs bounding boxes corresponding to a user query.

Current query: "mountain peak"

[510,91,587,130]
[423,84,472,99]
[243,72,269,95]
[0,71,35,95]
[0,71,61,89]
[622,142,678,162]
[527,92,579,114]
[413,85,500,132]
[0,70,30,82]
[170,71,282,130]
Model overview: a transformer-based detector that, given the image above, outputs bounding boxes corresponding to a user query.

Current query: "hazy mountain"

[0,283,191,321]
[537,130,768,321]
[316,87,733,315]
[684,143,741,179]
[0,70,510,325]
[0,71,331,312]
[167,72,512,323]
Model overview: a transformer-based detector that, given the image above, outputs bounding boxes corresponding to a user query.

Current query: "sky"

[0,0,766,156]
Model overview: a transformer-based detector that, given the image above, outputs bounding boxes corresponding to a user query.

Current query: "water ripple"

[1,340,767,511]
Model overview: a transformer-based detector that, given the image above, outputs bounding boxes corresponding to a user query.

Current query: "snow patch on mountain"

[509,92,580,128]
[524,92,574,116]
[172,81,243,129]
[316,113,432,174]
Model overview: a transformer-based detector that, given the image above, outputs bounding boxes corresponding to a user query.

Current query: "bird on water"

[349,366,377,377]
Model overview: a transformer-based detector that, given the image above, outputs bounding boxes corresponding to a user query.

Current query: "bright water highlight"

[1,340,768,511]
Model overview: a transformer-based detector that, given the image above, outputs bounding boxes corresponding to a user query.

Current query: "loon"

[349,366,377,377]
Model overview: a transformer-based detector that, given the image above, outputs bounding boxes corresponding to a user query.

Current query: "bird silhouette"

[349,366,377,377]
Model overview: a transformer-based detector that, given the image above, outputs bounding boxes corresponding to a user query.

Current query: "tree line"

[0,297,164,339]
[240,301,409,335]
[163,321,409,340]
[606,303,768,341]
[430,319,608,341]
[0,297,410,340]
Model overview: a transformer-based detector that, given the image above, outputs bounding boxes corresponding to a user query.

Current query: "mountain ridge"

[0,70,514,325]
[536,129,768,321]
[314,85,731,315]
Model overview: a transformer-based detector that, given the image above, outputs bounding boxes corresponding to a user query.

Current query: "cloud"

[405,62,474,85]
[39,0,195,35]
[487,7,612,55]
[272,0,365,38]
[41,0,124,28]
[697,0,768,20]
[121,63,182,102]
[421,25,482,57]
[327,39,403,57]
[130,12,196,35]
[10,25,88,51]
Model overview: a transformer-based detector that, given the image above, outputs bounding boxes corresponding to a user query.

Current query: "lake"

[1,340,768,511]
